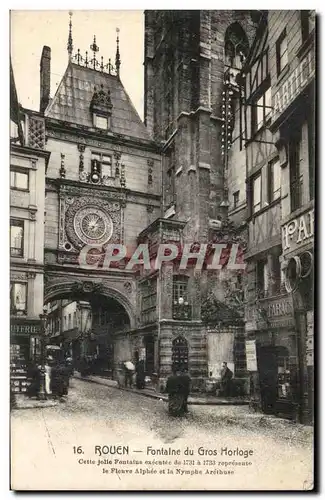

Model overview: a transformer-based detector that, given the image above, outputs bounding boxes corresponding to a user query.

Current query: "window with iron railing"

[172,276,191,320]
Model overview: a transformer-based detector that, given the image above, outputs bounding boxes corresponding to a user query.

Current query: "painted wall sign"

[267,299,293,318]
[245,340,257,371]
[273,49,315,120]
[282,209,314,254]
[245,295,294,331]
[10,319,42,336]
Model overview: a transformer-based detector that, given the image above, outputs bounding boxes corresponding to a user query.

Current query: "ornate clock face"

[73,206,113,245]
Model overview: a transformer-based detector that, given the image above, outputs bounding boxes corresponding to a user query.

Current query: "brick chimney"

[40,46,51,114]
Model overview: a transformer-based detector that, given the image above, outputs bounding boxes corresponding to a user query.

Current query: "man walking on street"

[220,362,233,397]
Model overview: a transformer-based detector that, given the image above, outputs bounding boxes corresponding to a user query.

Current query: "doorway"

[144,335,155,375]
[258,345,292,415]
[257,345,278,414]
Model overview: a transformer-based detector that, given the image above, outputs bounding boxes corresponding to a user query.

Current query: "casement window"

[233,190,240,209]
[268,158,281,203]
[252,174,262,214]
[91,152,113,178]
[276,30,288,75]
[10,219,24,257]
[270,254,282,295]
[256,259,268,298]
[141,279,157,325]
[252,87,272,133]
[308,115,315,201]
[10,168,29,190]
[10,282,27,315]
[301,10,316,42]
[289,130,303,211]
[172,276,191,320]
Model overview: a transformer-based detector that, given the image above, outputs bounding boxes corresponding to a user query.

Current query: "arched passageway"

[39,281,134,377]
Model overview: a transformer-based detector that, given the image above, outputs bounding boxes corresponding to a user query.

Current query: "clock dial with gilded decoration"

[73,206,113,245]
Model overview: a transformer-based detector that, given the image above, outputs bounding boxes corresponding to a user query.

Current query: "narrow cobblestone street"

[11,378,313,491]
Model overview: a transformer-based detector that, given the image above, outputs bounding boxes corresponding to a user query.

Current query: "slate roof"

[45,62,150,141]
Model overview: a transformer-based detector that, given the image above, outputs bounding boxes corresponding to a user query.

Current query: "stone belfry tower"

[144,10,257,241]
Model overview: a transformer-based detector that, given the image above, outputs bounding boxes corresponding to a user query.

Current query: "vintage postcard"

[10,9,314,491]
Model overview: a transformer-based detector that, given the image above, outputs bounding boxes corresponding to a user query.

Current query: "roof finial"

[67,11,73,59]
[90,35,99,70]
[115,27,121,78]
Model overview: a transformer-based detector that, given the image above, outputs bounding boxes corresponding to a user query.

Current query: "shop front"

[282,206,314,424]
[245,294,299,419]
[10,318,42,394]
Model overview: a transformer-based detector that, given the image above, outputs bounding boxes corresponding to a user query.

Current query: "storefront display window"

[277,355,298,402]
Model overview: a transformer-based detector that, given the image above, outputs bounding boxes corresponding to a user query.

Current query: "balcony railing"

[172,304,192,321]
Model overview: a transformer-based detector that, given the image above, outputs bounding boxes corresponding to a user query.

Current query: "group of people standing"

[123,359,146,389]
[27,356,73,401]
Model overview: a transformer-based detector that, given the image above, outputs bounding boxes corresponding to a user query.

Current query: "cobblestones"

[11,378,313,490]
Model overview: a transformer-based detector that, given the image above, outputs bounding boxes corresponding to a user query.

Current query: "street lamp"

[38,307,48,401]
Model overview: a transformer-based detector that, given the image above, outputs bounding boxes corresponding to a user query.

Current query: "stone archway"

[44,278,136,329]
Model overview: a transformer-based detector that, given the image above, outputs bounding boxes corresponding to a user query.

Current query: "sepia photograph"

[9,8,315,491]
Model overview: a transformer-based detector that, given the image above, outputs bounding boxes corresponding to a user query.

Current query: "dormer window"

[94,115,109,130]
[90,84,113,130]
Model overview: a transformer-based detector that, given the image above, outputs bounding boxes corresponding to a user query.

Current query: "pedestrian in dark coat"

[220,362,233,397]
[51,361,70,399]
[166,367,191,417]
[27,363,41,398]
[136,359,145,389]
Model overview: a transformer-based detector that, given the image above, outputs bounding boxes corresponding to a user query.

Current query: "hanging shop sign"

[282,208,314,255]
[273,49,315,121]
[10,318,42,337]
[245,340,257,371]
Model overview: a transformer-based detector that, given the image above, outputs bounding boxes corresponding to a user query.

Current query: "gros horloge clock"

[73,206,113,245]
